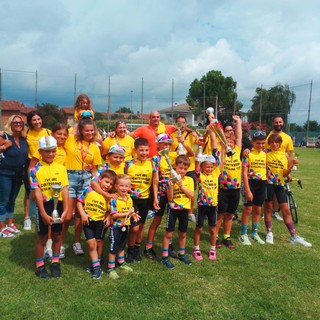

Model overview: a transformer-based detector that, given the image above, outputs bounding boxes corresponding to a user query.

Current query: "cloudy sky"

[1,0,319,124]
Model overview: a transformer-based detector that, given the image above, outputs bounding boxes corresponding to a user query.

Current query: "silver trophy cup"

[51,184,63,224]
[159,148,181,183]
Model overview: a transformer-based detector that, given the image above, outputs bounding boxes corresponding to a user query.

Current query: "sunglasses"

[12,121,24,126]
[253,130,267,138]
[116,120,126,125]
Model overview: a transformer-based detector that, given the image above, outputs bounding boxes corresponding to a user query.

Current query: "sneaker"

[119,263,133,272]
[168,244,177,258]
[125,249,134,263]
[0,227,15,238]
[108,269,119,280]
[239,234,252,246]
[250,234,265,244]
[72,242,84,255]
[216,237,222,248]
[6,223,21,234]
[144,247,161,261]
[178,254,192,265]
[91,267,103,280]
[50,262,61,278]
[24,218,32,230]
[208,250,217,261]
[290,235,312,247]
[86,265,94,274]
[35,266,51,279]
[272,211,283,221]
[266,232,274,244]
[193,250,203,261]
[188,213,196,223]
[133,247,142,262]
[59,246,65,259]
[222,237,236,249]
[146,210,155,219]
[44,248,53,261]
[161,257,175,269]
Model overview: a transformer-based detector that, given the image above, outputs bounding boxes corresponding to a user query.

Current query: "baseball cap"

[156,134,173,143]
[200,154,216,164]
[38,136,57,150]
[108,144,125,156]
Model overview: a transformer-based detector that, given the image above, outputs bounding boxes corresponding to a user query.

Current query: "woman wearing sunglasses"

[0,115,28,238]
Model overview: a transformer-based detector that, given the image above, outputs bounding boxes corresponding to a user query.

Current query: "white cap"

[200,154,216,164]
[38,136,57,150]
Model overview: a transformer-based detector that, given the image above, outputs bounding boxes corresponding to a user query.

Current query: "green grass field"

[1,147,320,320]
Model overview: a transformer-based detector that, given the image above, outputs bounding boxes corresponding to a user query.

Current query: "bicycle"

[284,178,302,224]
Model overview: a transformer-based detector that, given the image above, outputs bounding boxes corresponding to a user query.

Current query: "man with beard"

[265,115,294,221]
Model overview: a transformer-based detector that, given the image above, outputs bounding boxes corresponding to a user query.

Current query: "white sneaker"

[44,248,53,260]
[266,232,274,244]
[73,242,84,255]
[6,223,21,234]
[24,218,32,230]
[188,213,196,223]
[272,211,283,221]
[290,235,312,247]
[146,210,155,219]
[60,246,65,259]
[239,234,252,245]
[0,227,15,238]
[250,233,265,244]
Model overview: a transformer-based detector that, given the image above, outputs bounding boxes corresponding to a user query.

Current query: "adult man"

[131,111,175,157]
[265,115,294,221]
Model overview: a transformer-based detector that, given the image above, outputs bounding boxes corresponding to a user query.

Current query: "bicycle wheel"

[287,192,298,224]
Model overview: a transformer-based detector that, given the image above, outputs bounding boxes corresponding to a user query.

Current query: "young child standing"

[264,134,312,247]
[30,136,69,278]
[161,155,194,269]
[240,131,267,245]
[125,138,155,263]
[193,128,224,261]
[77,170,117,279]
[107,174,140,279]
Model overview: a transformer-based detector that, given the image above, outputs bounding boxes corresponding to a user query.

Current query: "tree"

[186,70,241,122]
[36,103,67,129]
[303,120,319,131]
[115,107,133,114]
[247,83,296,129]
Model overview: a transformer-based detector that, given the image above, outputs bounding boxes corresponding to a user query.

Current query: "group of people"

[0,96,312,280]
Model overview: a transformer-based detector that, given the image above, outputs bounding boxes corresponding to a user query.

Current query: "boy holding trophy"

[30,136,69,279]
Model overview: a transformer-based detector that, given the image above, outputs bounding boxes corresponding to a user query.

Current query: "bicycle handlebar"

[285,178,302,189]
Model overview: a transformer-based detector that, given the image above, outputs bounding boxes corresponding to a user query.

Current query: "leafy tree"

[116,107,133,114]
[186,70,240,121]
[289,123,304,132]
[303,120,319,131]
[94,112,105,121]
[247,83,296,129]
[36,103,67,129]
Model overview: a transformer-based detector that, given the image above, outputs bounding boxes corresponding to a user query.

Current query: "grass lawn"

[1,147,320,320]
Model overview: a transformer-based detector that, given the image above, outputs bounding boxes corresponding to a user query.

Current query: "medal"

[121,226,127,232]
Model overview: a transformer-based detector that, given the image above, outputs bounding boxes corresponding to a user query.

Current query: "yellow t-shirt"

[26,128,51,158]
[265,131,294,153]
[78,187,108,221]
[219,145,242,189]
[243,148,267,181]
[169,175,194,210]
[197,167,220,206]
[103,135,135,162]
[32,146,67,166]
[110,196,133,228]
[29,160,68,202]
[170,131,196,171]
[125,159,154,199]
[266,149,287,186]
[64,135,102,170]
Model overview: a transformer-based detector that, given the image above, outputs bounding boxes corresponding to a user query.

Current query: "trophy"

[176,122,187,155]
[209,120,235,157]
[206,107,215,123]
[159,148,181,182]
[195,129,206,162]
[51,184,63,224]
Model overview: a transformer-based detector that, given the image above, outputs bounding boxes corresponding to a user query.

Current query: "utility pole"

[306,80,313,146]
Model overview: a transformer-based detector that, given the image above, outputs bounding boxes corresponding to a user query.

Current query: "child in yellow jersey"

[30,136,69,279]
[240,131,267,246]
[144,134,178,261]
[77,170,117,280]
[107,174,140,280]
[125,138,155,263]
[264,134,311,247]
[193,128,224,261]
[161,155,194,269]
[73,94,95,123]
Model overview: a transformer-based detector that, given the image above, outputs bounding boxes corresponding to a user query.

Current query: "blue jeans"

[0,173,23,222]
